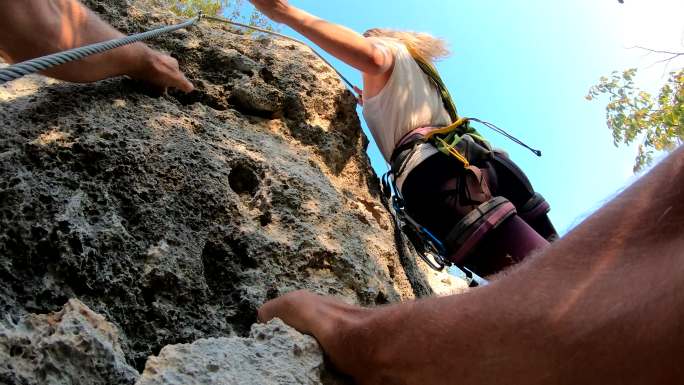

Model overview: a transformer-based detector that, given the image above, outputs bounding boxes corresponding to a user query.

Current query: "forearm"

[274,6,390,74]
[331,146,684,384]
[0,0,151,82]
[333,286,560,384]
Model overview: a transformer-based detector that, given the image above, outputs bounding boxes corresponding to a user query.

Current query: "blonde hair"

[363,28,451,62]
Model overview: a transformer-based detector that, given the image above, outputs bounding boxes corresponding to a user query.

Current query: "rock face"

[137,319,327,385]
[0,299,341,385]
[0,299,139,385]
[0,0,464,382]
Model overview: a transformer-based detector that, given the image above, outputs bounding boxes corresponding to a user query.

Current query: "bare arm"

[249,0,392,76]
[0,0,193,91]
[260,146,684,384]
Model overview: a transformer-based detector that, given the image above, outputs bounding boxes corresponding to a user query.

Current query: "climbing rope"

[0,13,360,96]
[0,17,200,85]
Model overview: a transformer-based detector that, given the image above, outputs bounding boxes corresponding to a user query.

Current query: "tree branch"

[628,46,684,72]
[654,53,684,65]
[629,46,684,58]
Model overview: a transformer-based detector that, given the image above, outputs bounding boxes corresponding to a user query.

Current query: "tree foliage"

[587,66,684,172]
[162,0,229,17]
[152,0,272,30]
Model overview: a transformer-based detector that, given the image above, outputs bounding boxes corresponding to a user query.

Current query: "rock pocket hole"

[375,291,389,305]
[228,164,260,197]
[259,67,276,84]
[258,211,272,227]
[228,299,258,337]
[9,345,24,357]
[170,89,228,111]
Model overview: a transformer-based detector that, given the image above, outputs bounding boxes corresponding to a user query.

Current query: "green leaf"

[588,68,684,172]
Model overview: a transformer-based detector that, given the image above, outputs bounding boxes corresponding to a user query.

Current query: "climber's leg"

[402,153,549,277]
[401,153,471,240]
[462,215,549,276]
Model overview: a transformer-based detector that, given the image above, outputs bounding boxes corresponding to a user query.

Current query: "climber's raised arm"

[249,0,393,76]
[0,0,193,92]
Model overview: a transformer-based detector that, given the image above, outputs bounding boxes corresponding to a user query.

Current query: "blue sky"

[229,1,684,234]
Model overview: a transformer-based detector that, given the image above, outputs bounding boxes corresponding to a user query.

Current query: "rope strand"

[0,16,200,85]
[468,118,542,157]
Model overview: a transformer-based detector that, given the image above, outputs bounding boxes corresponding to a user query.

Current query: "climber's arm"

[260,284,563,384]
[260,145,684,384]
[0,0,193,91]
[249,0,393,76]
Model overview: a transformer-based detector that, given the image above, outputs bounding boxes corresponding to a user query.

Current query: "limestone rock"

[0,299,139,385]
[0,0,464,378]
[137,319,326,385]
[423,268,470,296]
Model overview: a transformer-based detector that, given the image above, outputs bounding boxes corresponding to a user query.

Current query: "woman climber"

[250,0,557,277]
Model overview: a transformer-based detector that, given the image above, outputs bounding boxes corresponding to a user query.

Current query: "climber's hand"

[258,290,337,336]
[248,0,292,23]
[0,0,194,92]
[132,47,194,93]
[258,290,372,378]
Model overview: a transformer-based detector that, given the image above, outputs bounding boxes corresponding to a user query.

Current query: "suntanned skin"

[249,0,394,102]
[0,0,193,92]
[252,2,684,384]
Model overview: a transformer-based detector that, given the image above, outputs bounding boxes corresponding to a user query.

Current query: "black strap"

[491,151,534,194]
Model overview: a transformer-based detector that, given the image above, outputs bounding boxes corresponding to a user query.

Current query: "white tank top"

[361,37,451,191]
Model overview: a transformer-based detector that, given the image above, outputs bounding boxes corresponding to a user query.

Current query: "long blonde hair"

[363,28,451,62]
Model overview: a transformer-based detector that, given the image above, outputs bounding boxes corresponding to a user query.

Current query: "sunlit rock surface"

[136,319,326,385]
[0,299,139,385]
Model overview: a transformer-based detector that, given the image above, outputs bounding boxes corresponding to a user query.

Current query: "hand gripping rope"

[0,13,359,94]
[0,17,199,85]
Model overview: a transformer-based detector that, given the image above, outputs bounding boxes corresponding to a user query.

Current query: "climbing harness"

[383,47,557,277]
[0,13,360,97]
[404,46,542,162]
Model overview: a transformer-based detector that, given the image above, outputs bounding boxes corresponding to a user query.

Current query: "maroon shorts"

[401,152,554,276]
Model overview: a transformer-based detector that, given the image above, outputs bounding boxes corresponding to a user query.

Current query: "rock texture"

[1,299,344,385]
[0,0,464,383]
[0,299,139,385]
[137,319,327,385]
